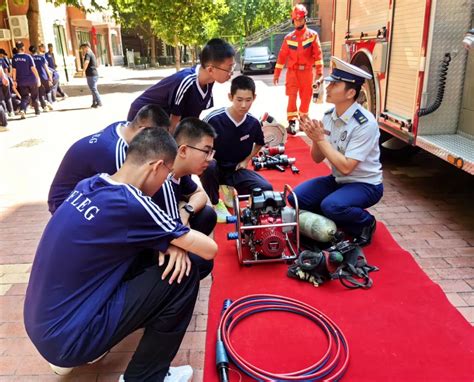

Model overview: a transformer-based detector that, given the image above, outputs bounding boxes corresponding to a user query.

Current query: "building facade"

[0,0,123,81]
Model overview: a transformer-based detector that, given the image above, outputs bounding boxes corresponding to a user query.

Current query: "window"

[111,31,122,56]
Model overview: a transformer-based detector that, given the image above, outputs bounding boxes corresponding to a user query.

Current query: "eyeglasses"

[149,160,174,174]
[163,162,174,173]
[211,63,236,74]
[187,145,216,160]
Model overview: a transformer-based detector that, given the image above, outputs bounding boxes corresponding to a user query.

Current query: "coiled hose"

[418,53,452,116]
[216,294,349,381]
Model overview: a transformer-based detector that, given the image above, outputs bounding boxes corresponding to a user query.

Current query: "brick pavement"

[0,67,472,380]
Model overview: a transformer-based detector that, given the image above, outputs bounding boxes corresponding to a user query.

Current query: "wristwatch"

[182,204,195,218]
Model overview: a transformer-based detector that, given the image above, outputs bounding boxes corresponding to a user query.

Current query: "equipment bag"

[287,244,379,289]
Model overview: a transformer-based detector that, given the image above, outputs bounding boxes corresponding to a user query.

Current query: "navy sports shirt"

[204,107,265,170]
[24,173,189,366]
[127,65,214,121]
[0,57,10,71]
[32,54,49,81]
[152,174,198,221]
[45,52,55,69]
[48,121,128,214]
[12,53,37,86]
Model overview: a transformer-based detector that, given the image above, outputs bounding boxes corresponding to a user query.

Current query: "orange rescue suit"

[274,26,324,121]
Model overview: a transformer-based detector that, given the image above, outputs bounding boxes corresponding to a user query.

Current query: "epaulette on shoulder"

[285,31,295,39]
[324,108,335,115]
[353,109,369,125]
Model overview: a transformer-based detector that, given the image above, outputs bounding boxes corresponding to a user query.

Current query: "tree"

[145,0,229,71]
[106,0,159,66]
[218,0,291,39]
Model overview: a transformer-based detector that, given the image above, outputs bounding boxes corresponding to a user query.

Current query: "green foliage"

[146,0,229,47]
[218,0,291,39]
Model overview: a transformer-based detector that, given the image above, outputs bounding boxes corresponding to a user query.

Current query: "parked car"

[240,46,276,75]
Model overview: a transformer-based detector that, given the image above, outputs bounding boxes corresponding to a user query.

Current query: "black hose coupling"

[418,53,452,117]
[216,299,232,382]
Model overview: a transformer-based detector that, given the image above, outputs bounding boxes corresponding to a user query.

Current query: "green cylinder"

[299,210,337,242]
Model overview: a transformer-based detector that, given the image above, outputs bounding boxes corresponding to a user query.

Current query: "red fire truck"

[331,0,473,174]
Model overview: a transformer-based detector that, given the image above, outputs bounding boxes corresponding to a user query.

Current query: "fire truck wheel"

[357,64,376,115]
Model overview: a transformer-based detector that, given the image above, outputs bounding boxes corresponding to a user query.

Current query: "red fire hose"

[216,294,350,381]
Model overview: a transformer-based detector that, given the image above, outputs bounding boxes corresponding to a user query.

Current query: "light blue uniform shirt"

[322,102,383,185]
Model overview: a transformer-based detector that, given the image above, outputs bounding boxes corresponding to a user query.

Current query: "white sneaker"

[49,363,74,375]
[165,365,193,382]
[214,199,231,223]
[42,107,49,112]
[19,111,26,119]
[118,365,193,382]
[47,102,54,111]
[220,185,235,208]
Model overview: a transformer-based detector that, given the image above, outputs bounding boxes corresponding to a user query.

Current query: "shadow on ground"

[62,83,152,97]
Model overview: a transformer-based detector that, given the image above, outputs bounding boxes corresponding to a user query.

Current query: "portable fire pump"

[227,185,300,265]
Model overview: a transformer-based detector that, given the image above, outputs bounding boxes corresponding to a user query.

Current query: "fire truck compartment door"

[333,0,348,58]
[348,0,389,38]
[385,0,426,120]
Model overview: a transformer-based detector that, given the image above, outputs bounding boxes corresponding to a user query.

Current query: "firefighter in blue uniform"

[289,57,383,246]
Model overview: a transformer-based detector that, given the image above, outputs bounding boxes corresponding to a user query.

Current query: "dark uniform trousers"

[91,255,200,382]
[18,82,40,113]
[288,175,383,236]
[39,79,53,108]
[200,159,273,206]
[1,79,14,114]
[188,205,217,279]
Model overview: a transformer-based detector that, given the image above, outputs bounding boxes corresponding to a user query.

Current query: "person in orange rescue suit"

[273,4,324,135]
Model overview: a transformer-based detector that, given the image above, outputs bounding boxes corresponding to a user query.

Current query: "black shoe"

[91,103,98,108]
[96,103,103,107]
[286,120,297,135]
[354,218,376,247]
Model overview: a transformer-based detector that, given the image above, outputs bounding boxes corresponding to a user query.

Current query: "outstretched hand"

[158,245,192,284]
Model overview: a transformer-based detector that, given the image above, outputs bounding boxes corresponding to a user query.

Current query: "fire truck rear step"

[416,134,474,174]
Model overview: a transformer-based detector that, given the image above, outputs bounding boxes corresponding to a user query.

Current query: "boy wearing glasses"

[152,117,218,279]
[201,75,273,222]
[127,38,235,132]
[48,104,171,214]
[25,127,217,381]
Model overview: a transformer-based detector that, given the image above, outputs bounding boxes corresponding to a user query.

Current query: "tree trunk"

[191,44,197,66]
[174,35,181,71]
[27,0,40,47]
[150,35,156,66]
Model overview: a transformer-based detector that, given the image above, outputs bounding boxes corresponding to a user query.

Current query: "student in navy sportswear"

[39,43,67,100]
[24,127,218,381]
[201,75,273,222]
[11,41,41,119]
[48,104,170,214]
[29,45,54,112]
[128,38,235,131]
[153,117,218,279]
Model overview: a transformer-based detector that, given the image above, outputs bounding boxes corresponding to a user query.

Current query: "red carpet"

[204,136,474,381]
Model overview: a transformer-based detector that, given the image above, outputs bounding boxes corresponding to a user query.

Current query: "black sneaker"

[91,103,98,108]
[354,218,376,247]
[286,120,297,135]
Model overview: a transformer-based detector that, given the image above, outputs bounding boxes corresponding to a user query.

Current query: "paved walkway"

[0,66,472,381]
